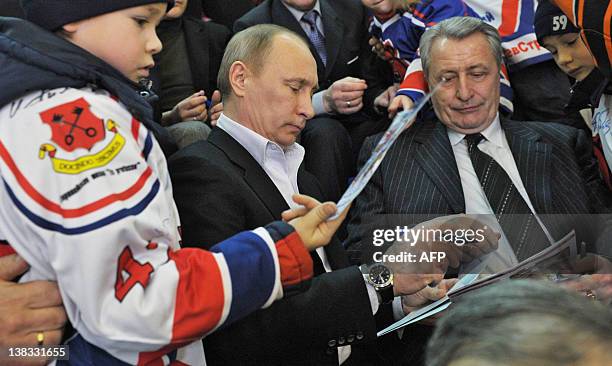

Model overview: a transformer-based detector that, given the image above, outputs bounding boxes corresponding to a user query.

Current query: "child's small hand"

[162,91,208,126]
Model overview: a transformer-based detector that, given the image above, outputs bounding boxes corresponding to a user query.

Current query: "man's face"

[65,4,165,83]
[427,33,500,134]
[282,0,317,11]
[165,0,188,19]
[241,35,318,147]
[541,33,596,81]
[361,0,394,15]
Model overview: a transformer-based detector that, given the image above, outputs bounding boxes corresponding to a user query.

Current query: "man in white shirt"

[234,0,393,204]
[169,23,494,365]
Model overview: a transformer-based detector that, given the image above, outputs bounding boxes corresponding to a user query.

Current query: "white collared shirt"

[218,113,355,364]
[217,114,304,209]
[447,114,537,215]
[217,114,337,270]
[447,114,539,270]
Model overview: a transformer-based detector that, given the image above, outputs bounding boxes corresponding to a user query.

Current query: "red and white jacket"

[0,86,313,365]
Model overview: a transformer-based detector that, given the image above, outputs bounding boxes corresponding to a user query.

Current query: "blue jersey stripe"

[143,131,153,160]
[210,230,276,327]
[4,179,160,235]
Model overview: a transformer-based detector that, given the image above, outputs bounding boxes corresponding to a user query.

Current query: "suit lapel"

[502,120,553,214]
[415,121,465,213]
[183,19,210,95]
[210,129,331,273]
[208,129,289,219]
[271,0,308,38]
[270,0,335,78]
[319,0,343,78]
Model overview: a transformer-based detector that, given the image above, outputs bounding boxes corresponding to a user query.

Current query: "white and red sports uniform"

[0,86,313,365]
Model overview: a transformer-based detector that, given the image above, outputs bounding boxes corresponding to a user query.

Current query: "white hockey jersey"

[0,87,313,365]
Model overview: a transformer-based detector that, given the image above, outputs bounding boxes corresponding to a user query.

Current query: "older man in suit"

[169,24,495,365]
[345,16,612,264]
[234,0,392,203]
[344,17,612,365]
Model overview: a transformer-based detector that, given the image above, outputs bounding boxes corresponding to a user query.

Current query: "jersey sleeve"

[0,87,312,364]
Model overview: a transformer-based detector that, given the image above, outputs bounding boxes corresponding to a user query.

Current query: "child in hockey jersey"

[365,0,514,119]
[0,1,342,364]
[364,0,476,83]
[535,0,612,189]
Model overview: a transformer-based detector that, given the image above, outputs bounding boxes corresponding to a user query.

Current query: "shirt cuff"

[392,297,404,320]
[312,90,327,116]
[364,280,380,314]
[392,297,406,339]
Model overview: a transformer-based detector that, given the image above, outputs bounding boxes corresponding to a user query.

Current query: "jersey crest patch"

[38,98,125,174]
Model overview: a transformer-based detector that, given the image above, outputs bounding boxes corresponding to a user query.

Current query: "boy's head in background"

[535,0,595,82]
[361,0,420,17]
[20,0,172,83]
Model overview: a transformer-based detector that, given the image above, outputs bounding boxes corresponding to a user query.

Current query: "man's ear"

[228,61,250,98]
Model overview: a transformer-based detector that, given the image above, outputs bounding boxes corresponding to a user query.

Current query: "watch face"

[368,264,392,286]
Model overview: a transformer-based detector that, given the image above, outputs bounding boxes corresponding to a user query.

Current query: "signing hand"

[384,215,499,296]
[402,278,458,313]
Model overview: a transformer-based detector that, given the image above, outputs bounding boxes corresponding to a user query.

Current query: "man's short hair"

[217,24,308,100]
[426,279,612,366]
[419,16,503,79]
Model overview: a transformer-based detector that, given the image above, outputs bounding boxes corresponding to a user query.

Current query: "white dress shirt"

[447,114,552,270]
[447,114,536,215]
[218,113,384,364]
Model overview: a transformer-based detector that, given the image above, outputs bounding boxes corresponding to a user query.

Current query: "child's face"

[541,33,596,81]
[64,4,166,83]
[361,0,394,15]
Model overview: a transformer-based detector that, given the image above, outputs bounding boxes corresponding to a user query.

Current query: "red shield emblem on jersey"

[39,98,105,152]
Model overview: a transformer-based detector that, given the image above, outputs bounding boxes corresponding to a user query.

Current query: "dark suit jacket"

[151,17,231,121]
[168,128,379,365]
[344,118,612,260]
[0,0,23,17]
[234,0,391,118]
[197,0,257,28]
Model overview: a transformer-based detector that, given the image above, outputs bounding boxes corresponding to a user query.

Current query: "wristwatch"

[360,264,394,304]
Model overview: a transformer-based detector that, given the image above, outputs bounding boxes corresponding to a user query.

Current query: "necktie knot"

[465,133,484,153]
[302,10,319,28]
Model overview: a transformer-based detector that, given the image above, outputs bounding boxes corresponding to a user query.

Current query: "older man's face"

[282,0,317,11]
[241,35,317,147]
[427,32,500,134]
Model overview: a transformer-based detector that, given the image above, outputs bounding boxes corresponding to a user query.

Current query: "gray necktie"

[465,133,549,260]
[301,10,327,66]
